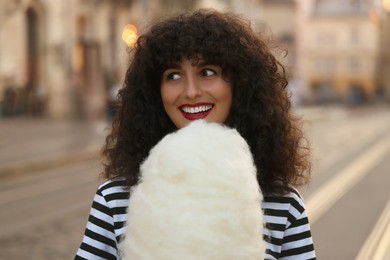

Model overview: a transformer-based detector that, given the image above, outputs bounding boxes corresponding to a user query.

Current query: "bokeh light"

[122,24,138,48]
[384,0,390,13]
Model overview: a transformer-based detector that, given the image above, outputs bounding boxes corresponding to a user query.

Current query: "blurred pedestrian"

[1,86,17,117]
[76,9,315,259]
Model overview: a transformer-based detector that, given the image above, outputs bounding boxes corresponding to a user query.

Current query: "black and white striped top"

[75,178,316,260]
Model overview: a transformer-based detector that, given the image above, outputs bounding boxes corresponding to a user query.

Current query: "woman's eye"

[202,69,216,77]
[167,73,181,80]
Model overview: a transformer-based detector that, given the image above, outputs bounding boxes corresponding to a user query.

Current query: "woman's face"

[161,59,232,129]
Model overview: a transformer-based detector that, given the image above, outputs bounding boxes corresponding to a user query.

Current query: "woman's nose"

[184,77,202,99]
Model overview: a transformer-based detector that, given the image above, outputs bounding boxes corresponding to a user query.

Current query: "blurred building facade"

[0,0,151,119]
[302,0,390,104]
[378,0,390,102]
[302,0,381,104]
[0,0,387,119]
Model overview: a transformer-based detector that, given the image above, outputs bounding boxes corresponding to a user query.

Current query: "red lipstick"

[179,103,214,121]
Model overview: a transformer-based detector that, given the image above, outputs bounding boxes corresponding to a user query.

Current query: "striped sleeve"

[75,179,129,260]
[262,191,316,260]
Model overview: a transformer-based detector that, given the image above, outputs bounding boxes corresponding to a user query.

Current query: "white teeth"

[182,105,212,114]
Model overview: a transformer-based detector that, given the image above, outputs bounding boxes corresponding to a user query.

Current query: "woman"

[76,9,315,260]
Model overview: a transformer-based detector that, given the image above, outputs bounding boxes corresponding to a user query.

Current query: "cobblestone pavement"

[0,208,89,260]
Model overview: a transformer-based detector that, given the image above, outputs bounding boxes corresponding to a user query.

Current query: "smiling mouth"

[179,104,214,120]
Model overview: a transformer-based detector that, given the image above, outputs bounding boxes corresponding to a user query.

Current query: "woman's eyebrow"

[163,66,180,72]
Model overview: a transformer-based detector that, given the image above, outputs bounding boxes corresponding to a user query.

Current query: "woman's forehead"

[165,53,220,67]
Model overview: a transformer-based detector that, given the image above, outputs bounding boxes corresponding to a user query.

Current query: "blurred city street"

[0,118,106,178]
[1,0,390,259]
[0,118,106,259]
[0,104,389,259]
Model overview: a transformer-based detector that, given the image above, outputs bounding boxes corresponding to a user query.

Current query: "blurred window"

[349,58,360,73]
[318,57,336,75]
[317,31,336,46]
[350,26,359,45]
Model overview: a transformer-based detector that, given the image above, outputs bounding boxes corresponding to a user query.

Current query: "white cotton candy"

[120,120,265,260]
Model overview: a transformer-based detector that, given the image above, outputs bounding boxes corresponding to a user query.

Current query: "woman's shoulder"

[263,188,305,204]
[262,189,307,218]
[96,177,130,201]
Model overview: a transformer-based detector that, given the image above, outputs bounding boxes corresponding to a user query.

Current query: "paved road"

[299,106,390,259]
[312,149,390,260]
[0,105,389,259]
[0,161,101,259]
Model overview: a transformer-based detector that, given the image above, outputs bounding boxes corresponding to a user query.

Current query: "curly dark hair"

[103,9,311,195]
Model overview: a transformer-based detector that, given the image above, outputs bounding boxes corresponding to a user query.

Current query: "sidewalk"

[0,117,107,178]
